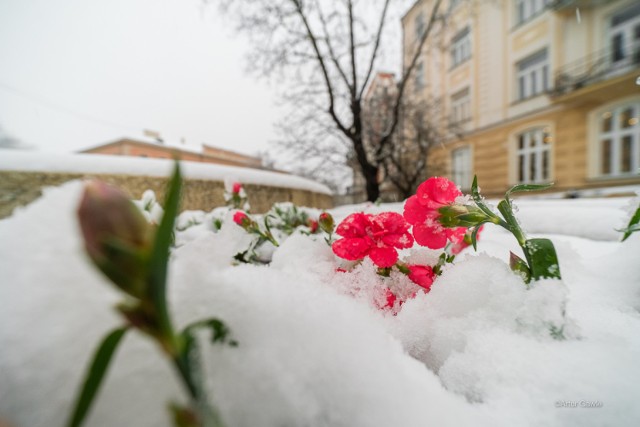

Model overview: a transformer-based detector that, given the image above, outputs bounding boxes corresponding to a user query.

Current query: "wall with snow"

[0,151,333,218]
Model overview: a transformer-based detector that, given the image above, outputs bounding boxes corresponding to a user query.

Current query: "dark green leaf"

[147,163,182,335]
[505,182,553,202]
[395,262,410,275]
[376,267,392,277]
[509,251,531,284]
[621,204,640,242]
[470,175,497,219]
[470,223,484,251]
[67,327,128,427]
[549,324,566,340]
[184,318,238,347]
[523,238,561,281]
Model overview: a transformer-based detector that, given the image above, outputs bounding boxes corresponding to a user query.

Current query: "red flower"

[332,212,413,268]
[380,288,397,309]
[451,225,484,255]
[403,177,467,249]
[233,211,248,226]
[407,265,436,292]
[232,182,242,194]
[307,219,319,233]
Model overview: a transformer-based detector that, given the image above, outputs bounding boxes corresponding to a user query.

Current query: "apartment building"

[402,0,640,196]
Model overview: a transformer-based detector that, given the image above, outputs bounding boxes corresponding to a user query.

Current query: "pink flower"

[407,265,435,291]
[332,212,413,268]
[233,211,248,226]
[232,182,242,194]
[403,177,467,249]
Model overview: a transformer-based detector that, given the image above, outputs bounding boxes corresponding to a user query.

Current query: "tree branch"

[289,0,351,137]
[375,0,444,161]
[358,0,391,100]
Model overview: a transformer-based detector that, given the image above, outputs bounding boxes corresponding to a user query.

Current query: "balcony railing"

[550,0,610,12]
[552,40,640,96]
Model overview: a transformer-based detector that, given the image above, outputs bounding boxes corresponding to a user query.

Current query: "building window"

[609,3,640,67]
[515,0,550,25]
[516,127,552,183]
[598,101,640,176]
[451,87,471,123]
[452,147,472,189]
[516,49,549,100]
[450,27,471,68]
[415,61,425,91]
[415,12,425,40]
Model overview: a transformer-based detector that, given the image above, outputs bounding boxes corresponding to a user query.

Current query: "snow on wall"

[0,150,332,195]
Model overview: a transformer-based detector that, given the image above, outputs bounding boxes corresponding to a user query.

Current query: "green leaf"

[470,176,495,218]
[183,318,238,347]
[67,327,128,427]
[620,204,640,242]
[504,182,553,203]
[470,223,485,251]
[177,322,230,427]
[147,162,183,342]
[509,251,532,284]
[523,238,561,281]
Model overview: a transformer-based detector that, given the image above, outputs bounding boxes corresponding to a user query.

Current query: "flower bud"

[232,182,242,194]
[78,180,153,298]
[318,212,334,234]
[438,204,488,228]
[307,219,319,233]
[233,210,255,230]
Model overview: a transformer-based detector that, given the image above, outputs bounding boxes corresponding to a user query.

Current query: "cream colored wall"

[475,2,506,128]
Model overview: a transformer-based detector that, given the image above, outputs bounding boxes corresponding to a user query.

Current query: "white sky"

[0,0,281,156]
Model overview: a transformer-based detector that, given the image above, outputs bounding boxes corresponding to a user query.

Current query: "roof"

[80,138,261,163]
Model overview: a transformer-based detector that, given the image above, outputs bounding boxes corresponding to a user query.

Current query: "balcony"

[550,0,610,13]
[552,40,640,97]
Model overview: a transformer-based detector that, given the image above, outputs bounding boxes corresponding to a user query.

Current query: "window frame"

[595,100,640,178]
[515,48,549,101]
[608,3,640,68]
[450,26,471,69]
[414,12,425,40]
[514,0,550,26]
[450,87,471,124]
[414,61,425,91]
[451,146,473,190]
[514,126,553,184]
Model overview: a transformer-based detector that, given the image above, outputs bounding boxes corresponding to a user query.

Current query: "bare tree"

[361,77,455,200]
[380,97,452,199]
[215,0,446,201]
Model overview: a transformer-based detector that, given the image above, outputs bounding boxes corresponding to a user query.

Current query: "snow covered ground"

[1,181,639,427]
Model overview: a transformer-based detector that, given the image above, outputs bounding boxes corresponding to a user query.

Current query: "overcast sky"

[0,0,282,156]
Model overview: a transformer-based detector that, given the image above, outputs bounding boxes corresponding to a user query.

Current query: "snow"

[0,150,332,195]
[1,181,640,427]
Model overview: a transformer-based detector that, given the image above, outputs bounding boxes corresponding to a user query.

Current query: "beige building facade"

[402,0,640,196]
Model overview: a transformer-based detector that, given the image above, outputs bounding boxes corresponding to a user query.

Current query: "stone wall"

[0,171,333,219]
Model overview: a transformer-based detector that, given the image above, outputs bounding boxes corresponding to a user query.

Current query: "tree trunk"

[351,134,380,202]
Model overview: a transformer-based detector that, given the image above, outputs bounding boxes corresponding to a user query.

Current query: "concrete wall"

[0,171,333,219]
